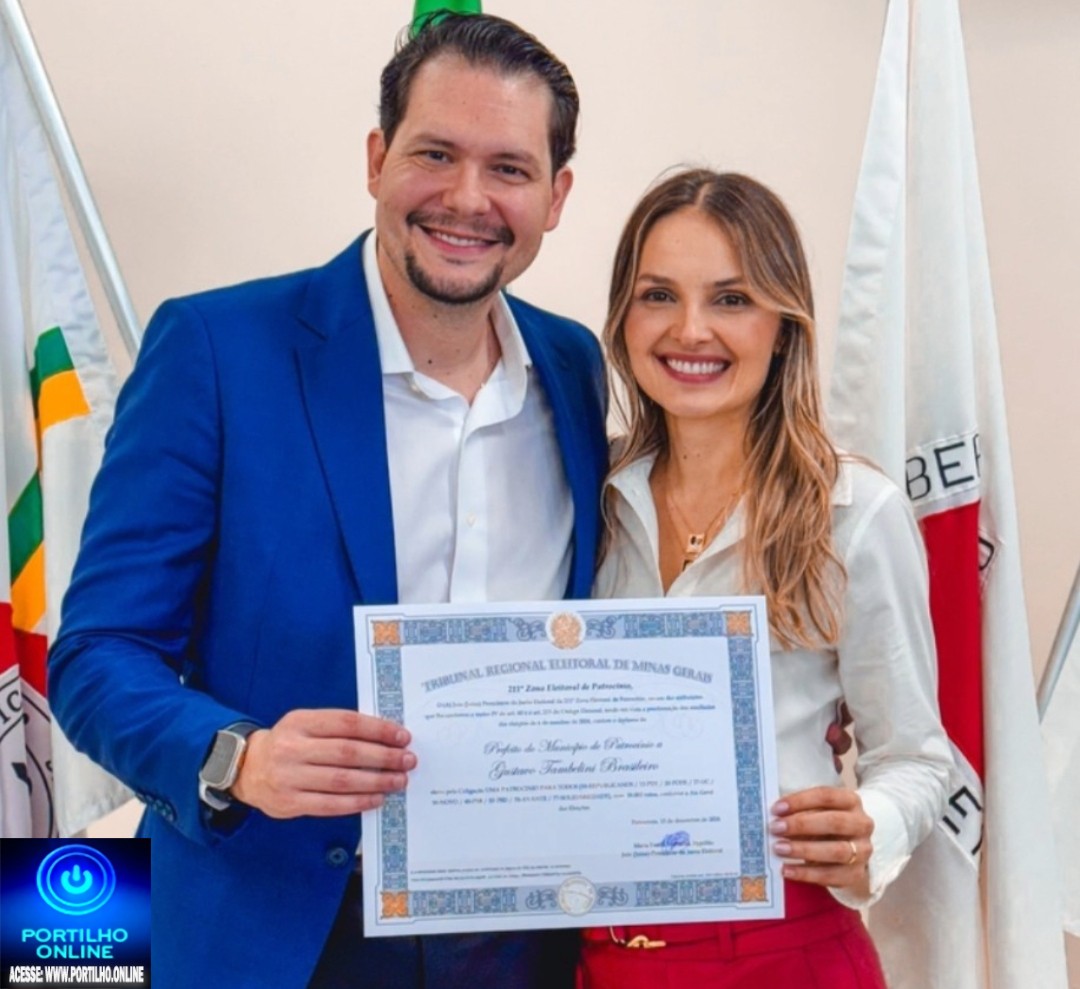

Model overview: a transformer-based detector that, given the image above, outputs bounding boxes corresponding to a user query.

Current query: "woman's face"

[623,208,782,434]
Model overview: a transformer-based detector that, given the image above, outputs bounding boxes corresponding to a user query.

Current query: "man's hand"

[231,709,416,819]
[770,786,873,897]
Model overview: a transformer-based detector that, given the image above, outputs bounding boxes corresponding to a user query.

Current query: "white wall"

[19,4,1079,970]
[20,0,1076,676]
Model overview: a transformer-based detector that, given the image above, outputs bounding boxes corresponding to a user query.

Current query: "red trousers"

[578,881,887,989]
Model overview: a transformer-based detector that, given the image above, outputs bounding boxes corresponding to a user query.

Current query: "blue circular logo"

[36,845,116,915]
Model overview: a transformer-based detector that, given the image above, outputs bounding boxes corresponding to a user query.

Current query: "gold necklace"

[664,480,741,570]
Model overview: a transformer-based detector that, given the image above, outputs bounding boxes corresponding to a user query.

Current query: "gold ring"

[846,840,858,866]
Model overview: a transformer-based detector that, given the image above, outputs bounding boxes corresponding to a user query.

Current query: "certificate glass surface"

[354,597,782,936]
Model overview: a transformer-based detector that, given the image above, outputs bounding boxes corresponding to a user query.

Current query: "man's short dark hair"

[379,12,579,174]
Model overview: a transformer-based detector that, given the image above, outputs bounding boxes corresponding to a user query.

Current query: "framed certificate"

[354,597,782,936]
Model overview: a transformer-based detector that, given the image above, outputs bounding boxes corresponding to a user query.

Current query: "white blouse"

[595,454,954,907]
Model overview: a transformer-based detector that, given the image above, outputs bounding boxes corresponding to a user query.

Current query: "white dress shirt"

[362,235,573,605]
[595,454,954,907]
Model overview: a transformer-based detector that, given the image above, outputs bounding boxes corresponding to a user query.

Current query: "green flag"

[411,0,482,37]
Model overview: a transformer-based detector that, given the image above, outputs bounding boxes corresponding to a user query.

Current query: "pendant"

[685,533,706,556]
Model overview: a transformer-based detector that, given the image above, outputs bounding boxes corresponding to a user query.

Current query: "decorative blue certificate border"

[366,606,775,924]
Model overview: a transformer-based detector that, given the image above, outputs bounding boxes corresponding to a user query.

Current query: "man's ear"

[544,167,574,232]
[367,129,388,197]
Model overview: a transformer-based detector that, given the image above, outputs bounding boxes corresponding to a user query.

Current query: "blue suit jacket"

[49,236,609,989]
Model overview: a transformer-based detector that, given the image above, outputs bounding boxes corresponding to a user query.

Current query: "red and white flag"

[828,1,1068,986]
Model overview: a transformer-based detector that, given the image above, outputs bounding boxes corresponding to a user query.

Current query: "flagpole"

[0,0,141,358]
[1037,562,1080,719]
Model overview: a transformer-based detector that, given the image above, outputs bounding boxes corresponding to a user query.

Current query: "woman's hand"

[770,786,873,895]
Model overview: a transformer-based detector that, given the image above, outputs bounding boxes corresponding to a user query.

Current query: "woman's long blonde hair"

[604,169,844,649]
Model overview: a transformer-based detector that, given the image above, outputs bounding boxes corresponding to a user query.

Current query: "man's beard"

[404,251,504,306]
[403,211,513,306]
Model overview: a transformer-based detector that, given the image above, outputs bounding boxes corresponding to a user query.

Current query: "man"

[49,14,607,989]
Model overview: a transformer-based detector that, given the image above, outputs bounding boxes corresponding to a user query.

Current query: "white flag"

[0,19,132,836]
[828,1,1068,987]
[1043,615,1080,937]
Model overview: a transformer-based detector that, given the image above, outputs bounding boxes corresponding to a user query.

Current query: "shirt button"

[326,847,351,868]
[465,513,477,528]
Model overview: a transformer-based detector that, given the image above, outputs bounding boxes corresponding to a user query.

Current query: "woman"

[579,170,953,987]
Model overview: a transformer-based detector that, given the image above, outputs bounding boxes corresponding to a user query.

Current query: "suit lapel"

[294,235,398,605]
[513,300,601,600]
[291,251,602,607]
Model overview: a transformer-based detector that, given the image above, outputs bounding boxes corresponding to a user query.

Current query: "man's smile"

[408,211,514,252]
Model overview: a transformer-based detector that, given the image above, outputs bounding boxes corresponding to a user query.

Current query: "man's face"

[368,56,573,308]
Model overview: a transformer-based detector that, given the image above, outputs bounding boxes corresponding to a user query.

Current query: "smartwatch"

[198,722,260,812]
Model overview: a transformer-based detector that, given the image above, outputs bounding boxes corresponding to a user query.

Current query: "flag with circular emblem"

[0,21,130,837]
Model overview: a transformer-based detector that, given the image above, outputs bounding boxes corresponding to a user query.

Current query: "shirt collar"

[831,456,854,506]
[605,451,747,562]
[605,448,855,507]
[605,450,657,513]
[604,447,854,561]
[362,234,532,398]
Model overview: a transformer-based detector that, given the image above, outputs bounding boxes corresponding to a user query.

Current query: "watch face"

[202,732,243,789]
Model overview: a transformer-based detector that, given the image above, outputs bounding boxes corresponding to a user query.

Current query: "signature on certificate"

[658,831,691,850]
